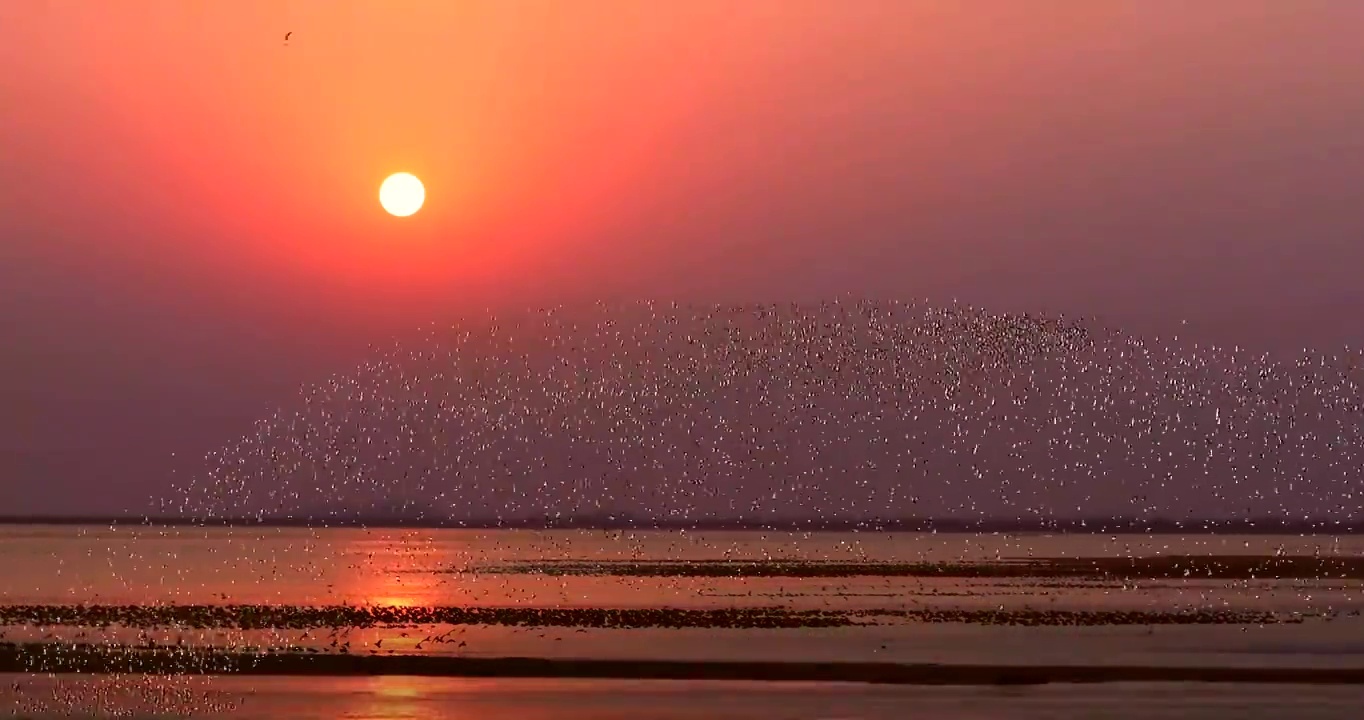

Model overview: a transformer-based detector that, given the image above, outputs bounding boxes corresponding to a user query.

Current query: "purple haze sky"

[2,1,1363,515]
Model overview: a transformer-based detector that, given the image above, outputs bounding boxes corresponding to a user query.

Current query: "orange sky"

[6,1,919,300]
[8,1,1361,314]
[6,1,1364,514]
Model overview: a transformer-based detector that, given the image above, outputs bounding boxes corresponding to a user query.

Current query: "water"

[2,528,1362,716]
[7,675,1364,720]
[2,526,1362,669]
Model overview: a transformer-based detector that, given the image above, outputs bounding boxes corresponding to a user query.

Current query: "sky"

[3,1,1363,516]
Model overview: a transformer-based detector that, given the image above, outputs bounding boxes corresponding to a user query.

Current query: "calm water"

[4,526,1362,607]
[3,676,1363,720]
[2,526,1364,664]
[2,526,1362,717]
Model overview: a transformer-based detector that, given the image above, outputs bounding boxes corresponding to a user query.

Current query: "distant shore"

[1,516,1361,534]
[1,645,1361,685]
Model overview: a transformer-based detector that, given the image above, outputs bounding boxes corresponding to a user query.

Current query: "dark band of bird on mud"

[0,604,1320,630]
[2,643,1362,685]
[468,555,1364,580]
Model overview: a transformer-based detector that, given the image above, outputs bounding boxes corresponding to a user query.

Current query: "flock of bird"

[8,299,1364,714]
[170,300,1361,524]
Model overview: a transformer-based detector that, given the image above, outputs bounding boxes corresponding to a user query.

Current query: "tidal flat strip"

[2,551,1359,688]
[470,555,1364,580]
[0,604,1307,631]
[3,644,1364,685]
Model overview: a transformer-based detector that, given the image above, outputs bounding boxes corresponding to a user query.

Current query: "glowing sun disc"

[379,173,425,217]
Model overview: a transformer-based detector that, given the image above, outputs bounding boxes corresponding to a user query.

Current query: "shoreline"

[1,645,1362,685]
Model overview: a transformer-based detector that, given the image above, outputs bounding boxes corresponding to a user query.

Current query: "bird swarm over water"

[171,300,1362,524]
[8,300,1364,712]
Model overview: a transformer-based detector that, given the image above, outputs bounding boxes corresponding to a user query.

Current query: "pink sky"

[3,1,1364,513]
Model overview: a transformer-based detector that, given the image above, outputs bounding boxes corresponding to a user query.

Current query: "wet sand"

[8,675,1364,720]
[0,603,1306,631]
[478,555,1364,580]
[6,555,1355,631]
[4,536,1360,701]
[2,642,1363,685]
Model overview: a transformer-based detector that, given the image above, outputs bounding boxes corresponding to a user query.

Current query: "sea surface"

[5,675,1364,720]
[1,526,1362,718]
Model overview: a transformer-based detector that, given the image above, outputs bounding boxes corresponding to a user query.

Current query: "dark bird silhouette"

[284,31,293,42]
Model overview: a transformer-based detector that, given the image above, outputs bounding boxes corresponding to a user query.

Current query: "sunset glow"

[7,1,1364,516]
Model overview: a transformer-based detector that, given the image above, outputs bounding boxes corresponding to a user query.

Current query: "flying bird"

[284,31,293,42]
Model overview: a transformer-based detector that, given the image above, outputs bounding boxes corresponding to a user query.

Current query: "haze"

[3,1,1363,515]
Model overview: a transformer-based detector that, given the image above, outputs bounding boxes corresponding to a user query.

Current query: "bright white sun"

[379,172,425,217]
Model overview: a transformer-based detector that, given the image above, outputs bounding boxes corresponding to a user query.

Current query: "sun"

[379,172,425,217]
